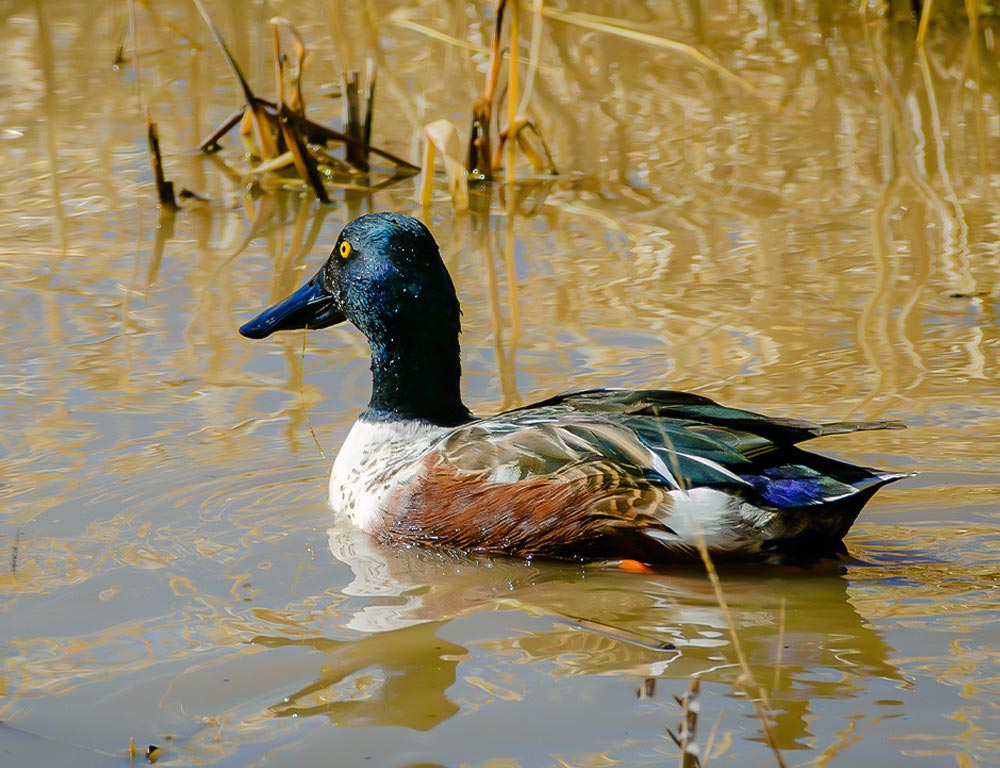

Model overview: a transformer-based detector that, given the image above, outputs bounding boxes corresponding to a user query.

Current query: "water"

[2,2,999,765]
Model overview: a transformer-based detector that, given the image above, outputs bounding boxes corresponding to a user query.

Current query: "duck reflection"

[249,523,899,748]
[253,621,462,731]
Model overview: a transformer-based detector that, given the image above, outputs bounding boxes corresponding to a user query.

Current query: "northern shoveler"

[240,212,909,566]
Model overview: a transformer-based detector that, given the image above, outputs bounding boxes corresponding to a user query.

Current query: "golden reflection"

[255,622,463,729]
[1,520,904,759]
[323,523,900,750]
[480,204,523,410]
[2,2,1000,766]
[33,0,66,252]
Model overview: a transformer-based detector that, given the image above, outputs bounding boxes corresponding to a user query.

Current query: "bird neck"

[363,325,472,427]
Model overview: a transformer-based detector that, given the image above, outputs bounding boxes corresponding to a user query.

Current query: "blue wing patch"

[741,466,855,508]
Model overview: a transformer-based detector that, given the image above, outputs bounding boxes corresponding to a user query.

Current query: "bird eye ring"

[339,241,352,259]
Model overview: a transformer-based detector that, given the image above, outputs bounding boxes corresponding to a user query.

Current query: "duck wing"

[374,389,908,563]
[514,388,912,515]
[518,388,907,446]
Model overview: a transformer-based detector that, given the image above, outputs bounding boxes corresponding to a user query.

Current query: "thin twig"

[300,330,328,463]
[701,708,727,768]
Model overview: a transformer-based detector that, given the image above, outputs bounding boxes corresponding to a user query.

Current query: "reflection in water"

[2,1,1000,766]
[325,523,900,749]
[125,528,906,757]
[255,622,463,730]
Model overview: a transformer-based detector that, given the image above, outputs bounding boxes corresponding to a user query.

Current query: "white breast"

[329,418,450,532]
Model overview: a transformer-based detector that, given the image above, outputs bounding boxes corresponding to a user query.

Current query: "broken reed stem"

[278,103,330,203]
[130,0,176,208]
[194,0,278,158]
[506,0,519,187]
[114,16,129,68]
[146,115,177,209]
[272,21,286,107]
[964,0,979,37]
[270,17,307,116]
[419,139,436,206]
[518,0,544,117]
[467,0,507,178]
[199,9,416,200]
[914,0,977,45]
[343,69,369,172]
[362,61,375,149]
[420,119,469,211]
[285,111,418,170]
[199,107,244,152]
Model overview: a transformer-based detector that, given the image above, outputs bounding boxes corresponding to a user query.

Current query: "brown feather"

[374,458,674,560]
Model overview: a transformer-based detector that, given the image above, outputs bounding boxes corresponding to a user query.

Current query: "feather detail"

[376,458,678,560]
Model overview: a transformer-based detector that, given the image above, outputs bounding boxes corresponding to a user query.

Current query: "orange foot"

[616,559,655,574]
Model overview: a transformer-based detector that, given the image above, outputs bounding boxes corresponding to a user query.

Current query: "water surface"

[2,2,999,766]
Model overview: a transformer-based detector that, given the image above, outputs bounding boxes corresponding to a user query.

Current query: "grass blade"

[193,0,278,157]
[541,7,757,96]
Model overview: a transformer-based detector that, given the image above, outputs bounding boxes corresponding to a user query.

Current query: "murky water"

[2,2,999,766]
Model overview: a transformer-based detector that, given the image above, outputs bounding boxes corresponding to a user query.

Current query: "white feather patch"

[329,418,449,532]
[661,487,770,550]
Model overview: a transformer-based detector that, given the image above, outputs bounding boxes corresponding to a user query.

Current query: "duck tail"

[851,470,916,492]
[817,419,907,436]
[767,470,913,566]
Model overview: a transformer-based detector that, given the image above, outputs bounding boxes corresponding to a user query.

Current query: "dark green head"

[240,212,472,426]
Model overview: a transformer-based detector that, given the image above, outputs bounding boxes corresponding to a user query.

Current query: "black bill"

[239,273,346,339]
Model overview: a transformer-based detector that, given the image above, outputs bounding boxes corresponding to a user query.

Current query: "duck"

[240,212,910,566]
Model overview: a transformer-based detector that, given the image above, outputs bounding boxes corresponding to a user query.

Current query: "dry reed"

[192,0,416,203]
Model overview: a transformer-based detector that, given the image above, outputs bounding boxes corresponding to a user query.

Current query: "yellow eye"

[339,241,352,259]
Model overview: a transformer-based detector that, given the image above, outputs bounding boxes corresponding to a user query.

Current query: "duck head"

[240,212,471,425]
